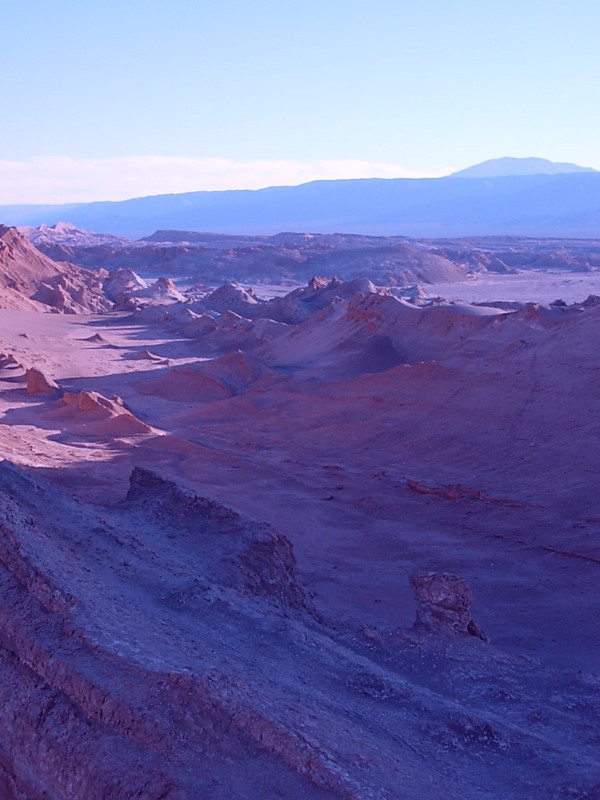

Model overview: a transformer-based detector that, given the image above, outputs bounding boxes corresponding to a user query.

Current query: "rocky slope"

[1,265,600,796]
[0,225,111,313]
[23,224,600,288]
[0,461,598,799]
[25,226,466,286]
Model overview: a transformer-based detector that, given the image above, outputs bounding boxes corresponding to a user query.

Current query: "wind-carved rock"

[26,367,60,395]
[409,572,488,641]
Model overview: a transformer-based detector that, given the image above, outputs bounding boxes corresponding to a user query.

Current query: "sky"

[1,0,599,203]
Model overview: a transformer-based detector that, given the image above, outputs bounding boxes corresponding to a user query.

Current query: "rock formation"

[26,367,60,395]
[410,572,488,641]
[24,224,600,285]
[125,467,312,611]
[0,225,112,312]
[0,352,19,368]
[1,229,600,797]
[44,390,154,437]
[0,461,597,798]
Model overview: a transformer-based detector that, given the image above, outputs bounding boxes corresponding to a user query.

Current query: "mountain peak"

[450,157,598,178]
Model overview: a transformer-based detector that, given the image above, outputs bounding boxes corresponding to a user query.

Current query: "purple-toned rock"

[126,467,313,612]
[26,367,60,395]
[409,571,487,641]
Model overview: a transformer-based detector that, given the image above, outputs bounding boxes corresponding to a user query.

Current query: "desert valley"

[0,211,599,798]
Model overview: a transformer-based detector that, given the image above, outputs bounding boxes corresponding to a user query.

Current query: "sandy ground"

[1,276,600,798]
[0,289,598,672]
[425,268,600,304]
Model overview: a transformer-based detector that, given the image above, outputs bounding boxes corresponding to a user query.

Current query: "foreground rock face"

[4,264,600,796]
[410,572,488,641]
[126,467,313,611]
[0,460,598,799]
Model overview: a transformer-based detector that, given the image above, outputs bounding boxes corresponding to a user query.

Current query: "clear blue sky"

[1,0,599,202]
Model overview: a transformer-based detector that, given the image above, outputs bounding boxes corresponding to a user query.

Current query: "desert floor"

[1,269,599,798]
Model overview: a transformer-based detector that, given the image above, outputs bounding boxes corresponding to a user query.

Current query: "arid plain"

[0,224,599,799]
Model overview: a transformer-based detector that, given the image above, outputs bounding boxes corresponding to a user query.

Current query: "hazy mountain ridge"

[450,156,598,178]
[3,168,600,238]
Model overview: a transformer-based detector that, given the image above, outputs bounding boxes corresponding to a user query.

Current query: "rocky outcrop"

[32,272,112,314]
[27,221,126,249]
[126,467,312,611]
[111,276,186,310]
[202,282,261,315]
[102,267,148,298]
[62,390,124,413]
[146,276,185,301]
[409,571,488,641]
[44,390,154,436]
[129,349,164,361]
[0,225,112,313]
[0,461,597,798]
[25,368,60,395]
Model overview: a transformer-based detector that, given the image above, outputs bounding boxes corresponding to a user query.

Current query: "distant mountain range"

[450,156,597,178]
[1,158,599,238]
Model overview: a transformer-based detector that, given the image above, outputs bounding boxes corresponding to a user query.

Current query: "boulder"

[26,368,60,395]
[409,571,487,641]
